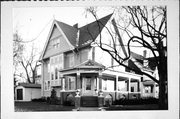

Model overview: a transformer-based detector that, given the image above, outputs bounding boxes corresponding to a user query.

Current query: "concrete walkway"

[72,107,105,111]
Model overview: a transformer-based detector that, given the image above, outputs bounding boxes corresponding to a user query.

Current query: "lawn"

[103,104,159,111]
[15,101,75,112]
[15,102,159,112]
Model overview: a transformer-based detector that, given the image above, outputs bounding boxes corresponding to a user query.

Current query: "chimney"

[73,23,78,29]
[75,30,80,47]
[143,50,147,58]
[143,50,148,67]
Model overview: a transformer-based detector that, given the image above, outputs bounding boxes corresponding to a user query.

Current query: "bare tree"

[13,31,25,84]
[13,32,39,84]
[86,6,167,109]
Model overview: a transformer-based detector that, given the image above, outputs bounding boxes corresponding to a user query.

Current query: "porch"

[56,60,143,107]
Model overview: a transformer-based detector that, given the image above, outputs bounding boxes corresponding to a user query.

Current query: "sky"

[13,7,114,82]
[13,6,148,59]
[13,7,114,56]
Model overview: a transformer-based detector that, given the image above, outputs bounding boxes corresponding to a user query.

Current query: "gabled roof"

[126,59,142,74]
[40,13,113,60]
[56,20,78,47]
[78,13,113,47]
[75,59,105,69]
[130,51,144,61]
[18,83,41,88]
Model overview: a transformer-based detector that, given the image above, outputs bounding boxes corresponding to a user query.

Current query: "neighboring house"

[127,51,159,98]
[40,14,159,106]
[15,83,41,101]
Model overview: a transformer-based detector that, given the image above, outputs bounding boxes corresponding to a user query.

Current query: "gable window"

[52,38,60,49]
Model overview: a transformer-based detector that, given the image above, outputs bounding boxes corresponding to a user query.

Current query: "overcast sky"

[13,7,114,56]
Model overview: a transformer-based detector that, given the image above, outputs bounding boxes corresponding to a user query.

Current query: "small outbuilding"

[15,83,41,101]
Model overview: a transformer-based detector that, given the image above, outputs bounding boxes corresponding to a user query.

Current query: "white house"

[40,13,159,106]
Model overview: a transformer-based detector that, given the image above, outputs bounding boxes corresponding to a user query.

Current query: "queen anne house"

[40,14,159,106]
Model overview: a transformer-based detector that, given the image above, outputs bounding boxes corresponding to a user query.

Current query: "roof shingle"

[55,13,113,48]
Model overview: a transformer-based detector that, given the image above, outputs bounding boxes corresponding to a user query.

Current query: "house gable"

[75,59,105,69]
[42,21,75,59]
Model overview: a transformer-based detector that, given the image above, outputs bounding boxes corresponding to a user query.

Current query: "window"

[47,81,50,90]
[51,72,54,80]
[102,79,107,90]
[59,54,64,69]
[47,62,50,73]
[55,67,58,80]
[145,86,150,93]
[80,50,88,63]
[131,87,134,92]
[44,82,47,90]
[66,54,74,68]
[69,77,75,90]
[69,54,74,67]
[52,38,60,49]
[151,85,153,93]
[44,81,51,91]
[86,78,91,90]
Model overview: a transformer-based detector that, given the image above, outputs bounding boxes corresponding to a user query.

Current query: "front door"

[82,77,96,96]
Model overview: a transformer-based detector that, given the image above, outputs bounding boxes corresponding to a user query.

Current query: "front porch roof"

[59,59,105,75]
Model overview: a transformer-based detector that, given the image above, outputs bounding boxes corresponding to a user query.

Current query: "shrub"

[31,98,46,102]
[114,97,158,105]
[63,101,73,106]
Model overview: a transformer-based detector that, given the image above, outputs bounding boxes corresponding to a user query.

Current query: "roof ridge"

[79,13,113,29]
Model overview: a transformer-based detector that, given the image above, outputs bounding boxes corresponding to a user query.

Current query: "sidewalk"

[73,107,104,111]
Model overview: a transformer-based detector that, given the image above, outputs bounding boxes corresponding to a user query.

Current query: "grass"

[104,104,159,111]
[15,101,75,112]
[15,101,160,112]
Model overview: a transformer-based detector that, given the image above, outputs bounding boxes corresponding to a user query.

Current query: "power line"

[21,18,53,43]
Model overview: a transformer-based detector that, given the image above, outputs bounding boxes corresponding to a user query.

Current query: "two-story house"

[40,13,158,106]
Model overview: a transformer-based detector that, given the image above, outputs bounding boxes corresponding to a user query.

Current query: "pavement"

[72,107,105,111]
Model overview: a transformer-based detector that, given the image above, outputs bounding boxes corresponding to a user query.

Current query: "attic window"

[52,38,60,49]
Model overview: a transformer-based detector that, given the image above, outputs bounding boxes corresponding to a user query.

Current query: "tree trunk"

[158,43,167,110]
[158,72,167,109]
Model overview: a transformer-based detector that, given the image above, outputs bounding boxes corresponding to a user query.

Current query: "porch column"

[76,72,81,89]
[127,78,131,99]
[97,76,99,90]
[115,75,119,100]
[137,80,140,92]
[127,78,131,92]
[128,78,131,92]
[98,72,102,90]
[41,61,44,97]
[153,83,156,97]
[61,77,65,91]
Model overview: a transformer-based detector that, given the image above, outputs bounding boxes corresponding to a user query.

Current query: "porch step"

[81,96,98,107]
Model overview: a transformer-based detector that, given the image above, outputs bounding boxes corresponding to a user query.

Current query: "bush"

[32,98,46,102]
[63,101,73,106]
[114,97,158,105]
